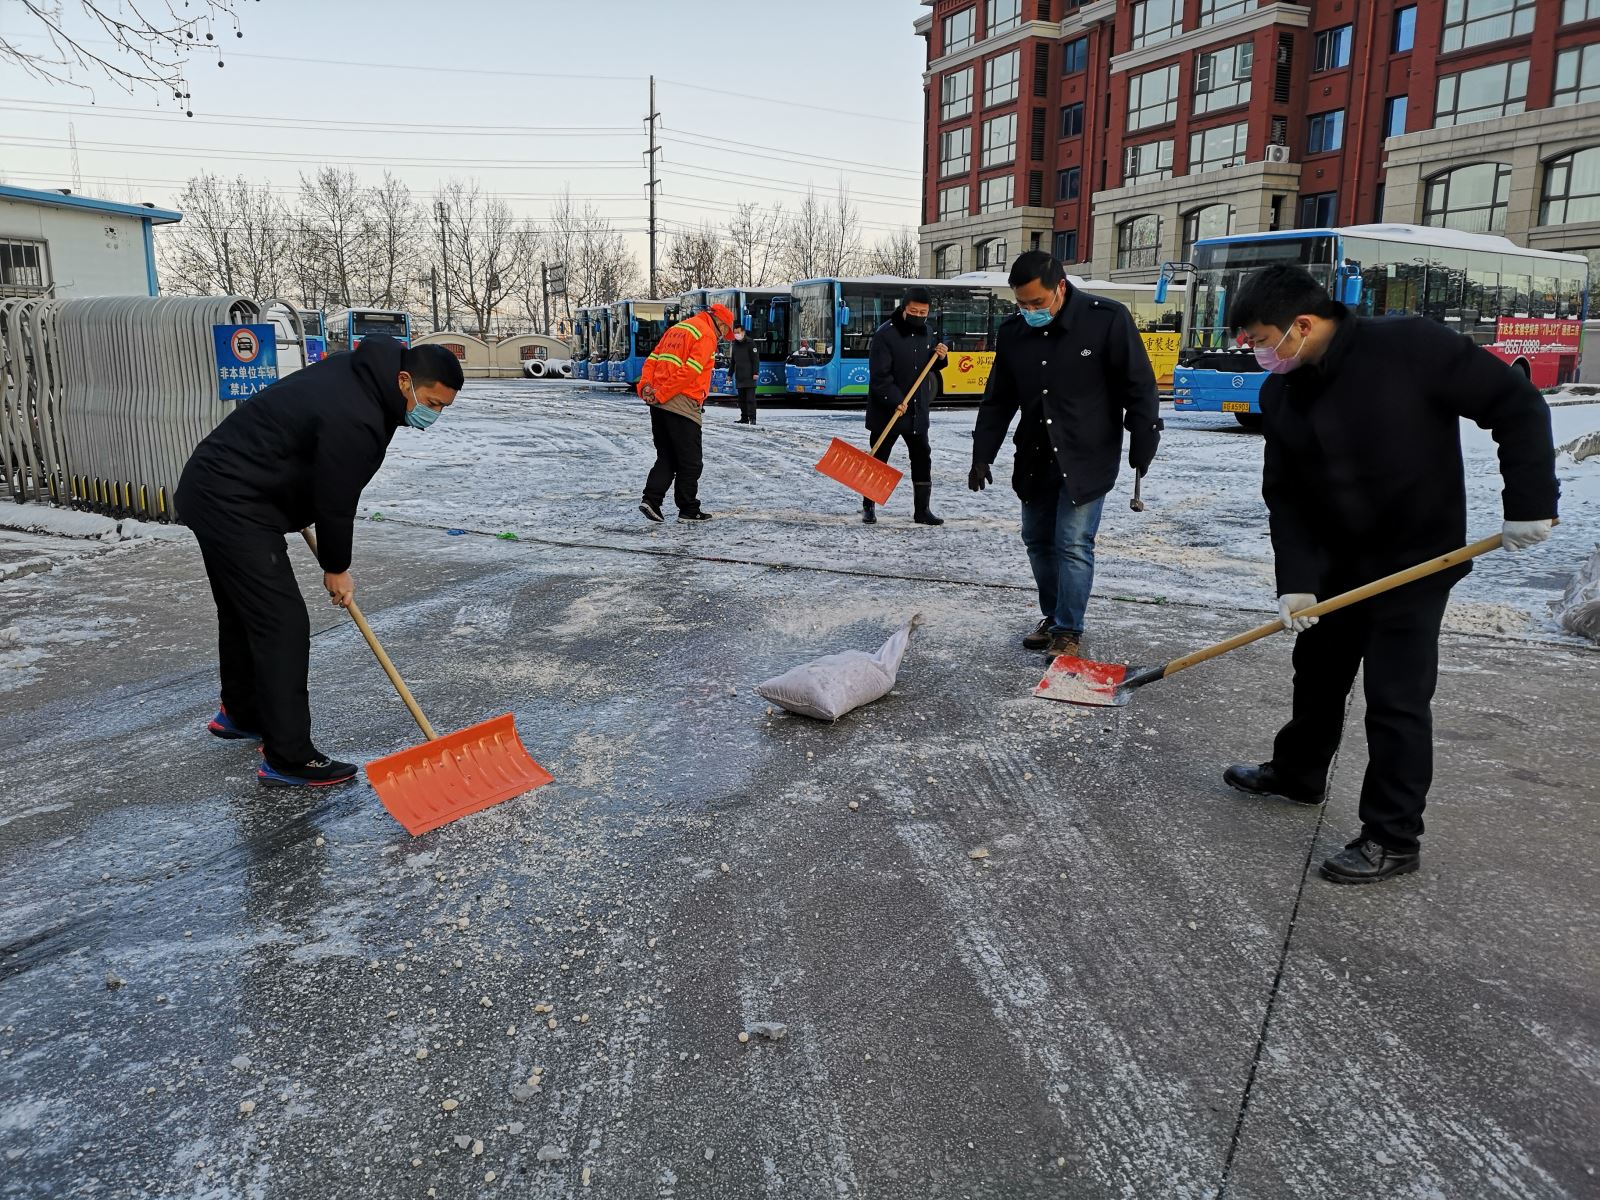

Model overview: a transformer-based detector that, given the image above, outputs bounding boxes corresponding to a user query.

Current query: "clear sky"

[0,0,930,256]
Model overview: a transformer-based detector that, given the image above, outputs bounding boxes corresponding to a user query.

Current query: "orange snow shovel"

[814,351,944,504]
[1036,528,1536,708]
[300,530,552,835]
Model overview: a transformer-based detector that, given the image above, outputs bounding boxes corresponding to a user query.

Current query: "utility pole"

[430,266,441,332]
[646,75,660,298]
[221,230,235,294]
[540,263,552,335]
[436,200,453,329]
[68,121,82,193]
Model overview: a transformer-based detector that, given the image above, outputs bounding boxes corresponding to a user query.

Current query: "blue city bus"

[607,298,679,386]
[325,306,410,351]
[579,307,598,382]
[585,307,611,384]
[675,289,710,319]
[1162,224,1590,428]
[708,287,789,396]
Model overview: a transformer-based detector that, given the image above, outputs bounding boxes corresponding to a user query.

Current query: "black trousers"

[643,407,704,515]
[193,523,317,767]
[1269,578,1452,853]
[865,415,932,486]
[737,386,757,423]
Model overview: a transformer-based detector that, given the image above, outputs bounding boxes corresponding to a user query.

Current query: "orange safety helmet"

[708,303,736,331]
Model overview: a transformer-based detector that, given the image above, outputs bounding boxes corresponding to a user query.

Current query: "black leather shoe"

[1022,618,1051,651]
[678,510,713,523]
[1223,762,1326,806]
[1320,837,1420,884]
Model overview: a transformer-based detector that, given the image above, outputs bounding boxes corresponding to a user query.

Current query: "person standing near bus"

[969,251,1161,658]
[730,322,761,424]
[638,302,735,522]
[864,285,948,526]
[1222,263,1557,884]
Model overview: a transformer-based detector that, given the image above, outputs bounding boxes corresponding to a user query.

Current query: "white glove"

[1278,593,1319,633]
[1502,518,1554,551]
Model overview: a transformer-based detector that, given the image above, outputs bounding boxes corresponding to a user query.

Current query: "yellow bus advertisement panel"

[1140,330,1180,390]
[942,351,996,396]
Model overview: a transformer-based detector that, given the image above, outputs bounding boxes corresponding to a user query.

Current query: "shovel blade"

[815,437,903,505]
[365,712,553,836]
[1034,655,1132,707]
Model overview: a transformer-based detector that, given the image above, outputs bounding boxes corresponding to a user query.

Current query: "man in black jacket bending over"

[177,336,464,788]
[970,251,1161,658]
[1224,264,1558,884]
[864,285,948,525]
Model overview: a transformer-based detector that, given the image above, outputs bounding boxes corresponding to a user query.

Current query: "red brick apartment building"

[915,0,1600,282]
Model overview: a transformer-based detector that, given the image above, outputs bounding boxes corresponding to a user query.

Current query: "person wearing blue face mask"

[970,250,1162,659]
[177,337,463,789]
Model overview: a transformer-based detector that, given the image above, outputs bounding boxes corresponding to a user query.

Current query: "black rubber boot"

[862,498,877,525]
[913,483,943,526]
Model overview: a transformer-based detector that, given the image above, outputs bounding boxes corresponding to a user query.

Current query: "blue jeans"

[1019,487,1105,635]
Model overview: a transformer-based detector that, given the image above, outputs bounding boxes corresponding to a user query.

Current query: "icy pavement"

[0,383,1595,1199]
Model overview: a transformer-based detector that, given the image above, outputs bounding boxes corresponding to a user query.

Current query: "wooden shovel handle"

[869,351,943,456]
[1158,529,1518,683]
[299,528,438,740]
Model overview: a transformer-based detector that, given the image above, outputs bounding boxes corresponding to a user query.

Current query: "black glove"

[968,460,993,492]
[1128,418,1163,474]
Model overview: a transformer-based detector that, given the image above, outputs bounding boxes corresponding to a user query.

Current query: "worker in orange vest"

[638,302,735,523]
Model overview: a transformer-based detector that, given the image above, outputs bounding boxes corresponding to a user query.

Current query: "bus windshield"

[353,311,408,338]
[933,287,997,352]
[574,318,589,357]
[298,310,325,338]
[752,291,787,362]
[630,301,674,357]
[1188,236,1337,349]
[608,306,627,360]
[839,284,902,359]
[789,281,836,364]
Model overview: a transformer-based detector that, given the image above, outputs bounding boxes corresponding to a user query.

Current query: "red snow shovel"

[1035,529,1527,708]
[300,530,553,835]
[814,352,944,505]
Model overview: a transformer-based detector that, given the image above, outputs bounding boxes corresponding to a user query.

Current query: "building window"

[1056,166,1081,200]
[1052,230,1079,262]
[1194,42,1253,114]
[1128,64,1179,131]
[1117,215,1162,269]
[940,127,972,177]
[1307,110,1345,154]
[1182,204,1232,259]
[1565,0,1600,22]
[982,113,1018,166]
[1123,139,1175,183]
[0,237,49,297]
[1393,6,1417,52]
[976,237,1010,269]
[1313,26,1352,72]
[1189,121,1249,173]
[1441,0,1536,54]
[939,185,971,221]
[1297,191,1337,227]
[944,7,976,53]
[1062,36,1088,74]
[989,0,1024,36]
[1435,60,1529,127]
[1424,162,1513,232]
[985,51,1020,106]
[1060,101,1084,137]
[942,69,974,120]
[980,175,1015,212]
[1384,95,1409,139]
[935,243,965,278]
[1541,148,1600,225]
[1132,0,1182,49]
[1555,45,1600,107]
[1199,0,1250,25]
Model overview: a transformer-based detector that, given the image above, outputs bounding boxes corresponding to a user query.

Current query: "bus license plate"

[1222,401,1252,413]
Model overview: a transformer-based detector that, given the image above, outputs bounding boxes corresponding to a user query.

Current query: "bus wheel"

[1234,412,1264,431]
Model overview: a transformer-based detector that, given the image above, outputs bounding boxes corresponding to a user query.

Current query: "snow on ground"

[362,379,1600,645]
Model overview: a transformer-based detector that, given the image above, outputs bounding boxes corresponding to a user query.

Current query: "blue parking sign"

[212,324,280,401]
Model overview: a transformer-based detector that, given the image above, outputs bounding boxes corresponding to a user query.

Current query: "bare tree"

[546,188,643,308]
[364,172,421,309]
[157,173,288,297]
[823,183,863,277]
[436,178,536,340]
[782,189,830,283]
[298,167,375,308]
[867,228,921,279]
[718,202,786,288]
[1,1,246,108]
[660,224,721,294]
[226,178,293,300]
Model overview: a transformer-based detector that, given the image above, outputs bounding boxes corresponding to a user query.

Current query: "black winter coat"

[177,335,408,574]
[730,337,760,388]
[972,286,1160,503]
[1262,315,1558,595]
[867,308,943,437]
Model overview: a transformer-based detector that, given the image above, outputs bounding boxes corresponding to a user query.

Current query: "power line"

[654,77,917,125]
[662,159,918,207]
[661,126,920,178]
[0,136,640,170]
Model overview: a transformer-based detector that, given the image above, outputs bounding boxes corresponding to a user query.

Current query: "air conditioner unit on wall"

[1263,145,1292,165]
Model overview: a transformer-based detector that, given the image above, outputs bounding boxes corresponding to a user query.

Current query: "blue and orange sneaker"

[256,756,359,789]
[208,706,261,741]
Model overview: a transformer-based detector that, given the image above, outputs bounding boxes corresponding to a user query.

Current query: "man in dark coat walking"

[864,285,948,525]
[970,251,1161,657]
[1222,263,1558,884]
[730,323,761,424]
[177,336,464,788]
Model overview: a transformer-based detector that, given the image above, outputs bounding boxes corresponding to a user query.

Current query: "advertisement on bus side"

[1490,317,1583,359]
